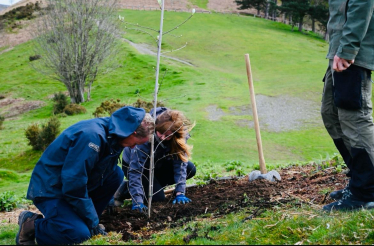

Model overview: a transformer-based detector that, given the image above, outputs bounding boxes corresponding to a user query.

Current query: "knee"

[186,161,196,179]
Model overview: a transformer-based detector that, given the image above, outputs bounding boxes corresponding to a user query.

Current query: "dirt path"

[123,38,194,66]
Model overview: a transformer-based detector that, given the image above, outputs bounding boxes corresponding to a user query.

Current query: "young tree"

[33,0,120,103]
[235,0,267,16]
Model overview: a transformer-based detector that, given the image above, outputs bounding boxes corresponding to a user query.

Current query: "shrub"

[0,191,19,212]
[25,123,40,149]
[37,116,61,150]
[52,92,69,114]
[0,115,4,129]
[93,98,166,118]
[133,99,165,113]
[63,104,87,115]
[93,99,125,117]
[25,116,61,151]
[29,54,41,61]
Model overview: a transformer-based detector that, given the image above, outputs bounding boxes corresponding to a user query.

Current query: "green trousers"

[321,60,374,201]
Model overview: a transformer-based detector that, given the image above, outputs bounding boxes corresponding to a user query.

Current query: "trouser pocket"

[333,65,364,110]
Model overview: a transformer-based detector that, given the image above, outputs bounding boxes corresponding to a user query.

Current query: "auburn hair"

[155,110,194,162]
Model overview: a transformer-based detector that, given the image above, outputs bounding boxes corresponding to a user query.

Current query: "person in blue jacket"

[16,106,154,245]
[112,107,196,213]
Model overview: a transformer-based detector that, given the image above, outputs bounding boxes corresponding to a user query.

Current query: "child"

[114,107,196,212]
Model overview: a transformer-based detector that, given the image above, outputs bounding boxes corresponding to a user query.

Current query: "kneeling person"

[16,106,154,245]
[114,107,196,212]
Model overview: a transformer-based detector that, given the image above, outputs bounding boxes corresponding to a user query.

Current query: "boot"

[323,189,374,212]
[329,189,344,200]
[329,183,350,200]
[15,211,43,245]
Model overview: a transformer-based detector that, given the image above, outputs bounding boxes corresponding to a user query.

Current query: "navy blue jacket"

[27,107,145,229]
[122,107,189,204]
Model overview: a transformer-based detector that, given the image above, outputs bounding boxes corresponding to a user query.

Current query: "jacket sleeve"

[61,134,100,229]
[337,0,374,60]
[128,144,150,204]
[173,159,188,194]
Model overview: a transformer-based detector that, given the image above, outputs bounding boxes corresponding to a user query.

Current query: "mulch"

[100,164,348,241]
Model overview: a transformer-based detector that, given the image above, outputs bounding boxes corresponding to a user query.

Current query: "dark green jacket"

[326,0,374,71]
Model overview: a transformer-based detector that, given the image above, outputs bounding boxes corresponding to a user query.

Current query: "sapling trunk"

[148,0,165,218]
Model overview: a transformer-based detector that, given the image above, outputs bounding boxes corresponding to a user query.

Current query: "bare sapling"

[119,0,195,218]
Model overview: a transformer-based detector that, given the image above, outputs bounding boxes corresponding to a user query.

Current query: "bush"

[25,116,61,151]
[93,98,166,117]
[0,191,19,212]
[63,104,87,115]
[25,123,40,149]
[0,115,4,130]
[52,92,69,114]
[37,116,60,150]
[29,54,41,61]
[93,99,125,117]
[133,99,165,113]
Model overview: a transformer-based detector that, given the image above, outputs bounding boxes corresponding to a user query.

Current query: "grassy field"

[0,11,335,170]
[0,9,366,245]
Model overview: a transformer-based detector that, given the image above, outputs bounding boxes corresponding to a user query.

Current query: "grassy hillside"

[1,9,373,246]
[0,11,337,175]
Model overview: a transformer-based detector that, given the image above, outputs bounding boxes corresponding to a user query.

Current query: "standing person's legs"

[321,60,352,171]
[322,63,374,210]
[337,68,374,201]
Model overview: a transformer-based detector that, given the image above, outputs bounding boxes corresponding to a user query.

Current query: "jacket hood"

[109,106,146,138]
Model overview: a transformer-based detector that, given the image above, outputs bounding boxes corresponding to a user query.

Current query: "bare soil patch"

[100,164,347,242]
[0,97,45,118]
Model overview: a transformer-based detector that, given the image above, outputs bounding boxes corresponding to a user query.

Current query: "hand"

[333,55,354,72]
[173,194,191,204]
[90,224,107,237]
[131,203,148,213]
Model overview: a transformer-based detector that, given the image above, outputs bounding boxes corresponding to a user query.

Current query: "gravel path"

[206,95,322,132]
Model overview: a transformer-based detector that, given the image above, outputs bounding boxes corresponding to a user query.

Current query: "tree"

[33,0,120,103]
[279,0,310,32]
[235,0,267,16]
[308,0,328,33]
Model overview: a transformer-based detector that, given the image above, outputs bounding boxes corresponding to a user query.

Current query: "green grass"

[133,205,374,245]
[189,0,208,9]
[3,205,374,245]
[0,224,18,245]
[0,10,361,244]
[0,11,336,169]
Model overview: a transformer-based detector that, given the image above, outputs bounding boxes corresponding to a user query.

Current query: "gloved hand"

[131,203,148,213]
[173,194,191,204]
[90,224,107,237]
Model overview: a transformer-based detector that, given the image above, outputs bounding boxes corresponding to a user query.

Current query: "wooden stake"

[245,54,267,174]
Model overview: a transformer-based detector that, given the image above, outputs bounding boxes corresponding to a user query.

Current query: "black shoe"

[329,189,344,200]
[16,211,43,245]
[323,189,374,212]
